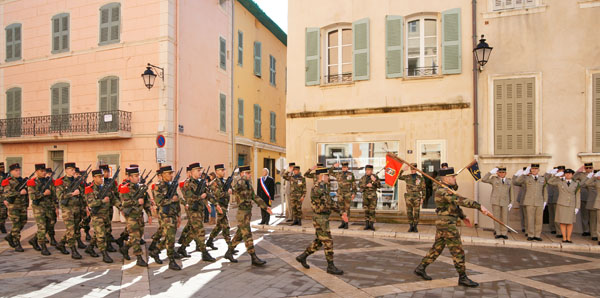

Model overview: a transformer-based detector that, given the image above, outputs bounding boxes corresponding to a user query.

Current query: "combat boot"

[201,248,216,262]
[120,244,131,260]
[136,255,148,267]
[140,238,146,245]
[408,224,414,232]
[224,246,238,263]
[458,274,479,287]
[413,224,418,233]
[49,233,58,246]
[5,234,15,248]
[177,233,185,245]
[76,237,87,249]
[173,250,182,259]
[326,261,343,275]
[414,264,432,280]
[84,228,91,241]
[85,244,99,257]
[205,238,217,250]
[0,223,6,234]
[364,221,370,230]
[14,240,24,252]
[40,242,51,256]
[168,257,181,271]
[70,246,82,259]
[29,237,41,251]
[101,250,113,263]
[369,222,376,231]
[250,253,266,266]
[344,222,349,229]
[106,241,116,252]
[115,233,127,248]
[56,241,69,255]
[297,219,302,226]
[338,222,345,229]
[148,240,157,252]
[295,252,310,269]
[177,246,190,258]
[149,250,162,264]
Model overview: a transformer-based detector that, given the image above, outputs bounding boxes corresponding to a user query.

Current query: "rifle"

[131,172,157,200]
[165,167,184,199]
[40,166,60,192]
[97,166,121,201]
[139,169,148,184]
[194,166,211,196]
[16,172,36,192]
[223,166,238,192]
[65,165,92,193]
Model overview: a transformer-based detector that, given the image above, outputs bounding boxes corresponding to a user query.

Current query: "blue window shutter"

[442,8,461,74]
[385,15,403,78]
[352,18,370,81]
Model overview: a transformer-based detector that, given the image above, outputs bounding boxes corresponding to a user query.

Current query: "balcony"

[0,110,132,143]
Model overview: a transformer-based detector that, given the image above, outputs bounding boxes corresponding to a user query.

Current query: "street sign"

[156,148,166,163]
[156,135,166,148]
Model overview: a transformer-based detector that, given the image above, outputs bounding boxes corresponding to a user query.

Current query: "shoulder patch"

[54,177,64,186]
[1,178,9,187]
[84,185,93,194]
[27,178,36,187]
[119,185,130,194]
[179,181,185,188]
[151,183,156,190]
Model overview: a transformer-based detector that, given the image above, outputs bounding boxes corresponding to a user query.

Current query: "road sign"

[156,135,166,148]
[156,148,166,163]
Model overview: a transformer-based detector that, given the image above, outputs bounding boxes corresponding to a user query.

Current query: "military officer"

[206,164,232,251]
[329,162,356,229]
[224,165,272,266]
[398,163,426,232]
[512,167,527,233]
[414,167,489,288]
[359,165,381,231]
[118,167,149,267]
[27,163,53,255]
[296,167,348,275]
[100,164,119,252]
[0,162,7,234]
[304,163,324,183]
[54,162,83,256]
[84,169,114,263]
[2,163,29,252]
[547,169,582,243]
[282,165,306,226]
[481,166,514,239]
[545,166,565,237]
[514,164,547,241]
[575,163,595,237]
[73,168,88,250]
[583,170,600,244]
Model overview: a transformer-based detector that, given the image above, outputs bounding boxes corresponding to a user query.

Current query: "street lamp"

[141,63,164,90]
[473,35,493,71]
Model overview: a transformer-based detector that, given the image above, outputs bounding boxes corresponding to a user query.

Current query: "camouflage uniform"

[398,171,426,226]
[180,178,209,251]
[304,181,342,261]
[329,167,357,218]
[104,178,120,243]
[0,172,7,232]
[85,183,113,251]
[44,183,58,241]
[153,180,180,258]
[304,169,318,184]
[208,177,232,245]
[359,174,381,222]
[419,185,482,275]
[2,177,29,243]
[55,176,81,247]
[230,178,268,254]
[28,177,53,243]
[119,181,146,256]
[150,183,165,244]
[282,170,306,221]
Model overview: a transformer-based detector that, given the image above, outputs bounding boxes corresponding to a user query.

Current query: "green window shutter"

[109,77,119,111]
[99,79,109,111]
[238,31,243,66]
[52,14,69,53]
[385,16,403,78]
[51,83,70,130]
[238,98,244,135]
[110,4,120,42]
[219,93,226,132]
[254,41,262,77]
[270,111,276,142]
[100,7,109,43]
[270,55,276,86]
[442,8,461,75]
[352,18,370,81]
[254,104,261,138]
[5,27,13,60]
[5,24,21,62]
[99,3,120,45]
[6,88,22,119]
[305,27,320,86]
[220,37,227,70]
[594,74,600,152]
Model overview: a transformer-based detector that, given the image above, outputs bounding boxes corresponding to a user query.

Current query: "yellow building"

[233,0,287,185]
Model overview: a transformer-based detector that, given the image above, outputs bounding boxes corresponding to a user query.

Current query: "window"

[220,93,226,132]
[6,157,22,168]
[253,104,261,138]
[99,3,120,45]
[5,87,22,137]
[416,140,447,209]
[5,23,22,62]
[237,31,243,66]
[253,41,262,77]
[494,78,536,155]
[219,36,227,70]
[51,83,70,131]
[269,55,276,86]
[326,27,352,83]
[97,154,120,175]
[98,76,119,132]
[493,0,537,11]
[219,0,228,9]
[237,98,244,135]
[52,13,69,53]
[269,112,276,142]
[593,74,600,152]
[407,18,438,77]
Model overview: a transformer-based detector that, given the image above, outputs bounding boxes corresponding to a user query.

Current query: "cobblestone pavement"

[0,201,599,297]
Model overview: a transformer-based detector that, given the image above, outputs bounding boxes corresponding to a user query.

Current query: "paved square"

[378,280,561,298]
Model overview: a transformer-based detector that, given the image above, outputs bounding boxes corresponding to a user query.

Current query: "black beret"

[498,167,507,172]
[129,164,139,168]
[410,163,417,167]
[99,164,109,170]
[441,162,449,168]
[9,163,20,171]
[239,165,251,172]
[293,166,300,170]
[585,162,593,168]
[439,167,457,177]
[341,162,349,166]
[316,163,324,167]
[35,163,46,170]
[188,162,201,170]
[45,168,53,173]
[65,162,76,169]
[215,164,225,170]
[557,165,566,170]
[288,162,295,167]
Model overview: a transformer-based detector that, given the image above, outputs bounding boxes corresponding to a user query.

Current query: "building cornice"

[287,102,470,119]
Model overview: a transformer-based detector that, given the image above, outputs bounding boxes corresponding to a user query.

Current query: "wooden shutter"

[238,98,244,135]
[219,93,226,132]
[352,18,370,81]
[385,15,403,78]
[238,31,243,66]
[494,78,535,155]
[52,14,69,53]
[100,7,109,43]
[504,0,514,9]
[6,88,21,119]
[593,74,600,152]
[442,8,461,75]
[254,104,261,138]
[110,5,120,42]
[220,37,227,70]
[254,41,262,77]
[5,24,21,61]
[109,77,118,111]
[305,27,320,86]
[5,26,13,60]
[51,83,70,130]
[270,55,276,85]
[99,79,109,111]
[100,3,120,44]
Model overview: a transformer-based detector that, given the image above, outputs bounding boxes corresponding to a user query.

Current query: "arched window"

[99,3,120,45]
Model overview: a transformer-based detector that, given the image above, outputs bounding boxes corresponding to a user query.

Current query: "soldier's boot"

[364,221,370,230]
[120,244,131,260]
[148,240,157,252]
[177,246,190,258]
[458,274,479,287]
[149,250,163,264]
[136,255,148,267]
[14,240,24,252]
[101,250,113,264]
[173,250,182,259]
[106,241,117,252]
[205,238,217,250]
[338,222,345,229]
[56,241,70,255]
[0,223,6,234]
[5,234,15,248]
[201,249,216,262]
[168,257,181,271]
[369,222,376,231]
[77,237,87,249]
[49,234,58,246]
[85,244,99,258]
[84,228,91,241]
[414,264,432,280]
[40,242,51,256]
[250,253,266,266]
[224,246,238,263]
[408,224,414,232]
[29,237,41,251]
[297,219,302,226]
[290,219,297,226]
[177,233,185,245]
[70,246,82,259]
[295,252,310,269]
[140,238,146,245]
[413,224,418,233]
[115,233,127,248]
[326,261,343,275]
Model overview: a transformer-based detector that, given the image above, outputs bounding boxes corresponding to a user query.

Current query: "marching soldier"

[176,166,193,251]
[55,162,81,257]
[148,167,166,264]
[206,164,232,252]
[179,163,216,262]
[150,165,182,271]
[514,164,547,241]
[575,163,595,238]
[0,162,7,234]
[296,167,347,275]
[329,162,356,229]
[398,163,426,233]
[414,167,489,287]
[282,165,306,226]
[2,163,29,252]
[359,165,381,231]
[73,168,87,250]
[84,169,114,263]
[118,167,149,266]
[43,168,60,246]
[100,164,119,252]
[27,163,53,255]
[481,167,514,239]
[224,165,272,266]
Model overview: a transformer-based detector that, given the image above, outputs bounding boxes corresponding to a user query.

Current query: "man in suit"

[257,168,275,225]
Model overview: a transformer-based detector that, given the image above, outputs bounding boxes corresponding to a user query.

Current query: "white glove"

[543,202,547,209]
[515,169,524,177]
[524,166,531,175]
[588,172,594,179]
[550,168,558,175]
[490,168,499,175]
[555,171,564,177]
[508,203,513,211]
[575,208,579,214]
[595,171,600,177]
[546,168,553,174]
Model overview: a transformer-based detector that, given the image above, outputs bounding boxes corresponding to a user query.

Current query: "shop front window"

[417,140,446,210]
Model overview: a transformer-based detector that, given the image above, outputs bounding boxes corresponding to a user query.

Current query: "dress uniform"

[359,165,381,231]
[545,166,565,236]
[547,169,582,243]
[481,167,514,239]
[398,163,426,232]
[512,167,527,233]
[414,167,484,288]
[329,162,356,229]
[206,164,233,251]
[84,169,115,263]
[2,163,29,252]
[296,167,346,275]
[282,166,306,226]
[27,163,53,255]
[583,171,600,244]
[514,163,547,241]
[574,163,595,237]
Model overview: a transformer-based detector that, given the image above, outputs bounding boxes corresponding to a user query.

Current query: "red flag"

[385,155,403,187]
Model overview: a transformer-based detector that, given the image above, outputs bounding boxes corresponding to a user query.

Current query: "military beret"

[65,162,76,169]
[530,163,540,168]
[439,167,457,177]
[126,167,139,175]
[315,167,328,175]
[410,163,418,167]
[159,165,173,173]
[498,167,507,172]
[215,164,225,170]
[92,169,103,176]
[239,165,251,172]
[9,163,20,171]
[35,163,46,171]
[564,169,575,174]
[75,167,81,174]
[365,165,374,169]
[585,162,593,168]
[186,166,192,171]
[316,163,324,167]
[45,168,53,173]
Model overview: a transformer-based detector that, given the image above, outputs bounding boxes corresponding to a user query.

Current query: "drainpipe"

[230,0,236,169]
[472,0,479,225]
[174,0,180,169]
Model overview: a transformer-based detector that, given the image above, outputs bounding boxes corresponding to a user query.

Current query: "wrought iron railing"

[0,110,131,138]
[406,66,438,77]
[325,73,353,84]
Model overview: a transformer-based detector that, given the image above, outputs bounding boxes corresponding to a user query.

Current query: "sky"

[253,0,288,33]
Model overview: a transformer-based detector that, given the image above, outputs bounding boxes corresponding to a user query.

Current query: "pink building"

[0,0,234,174]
